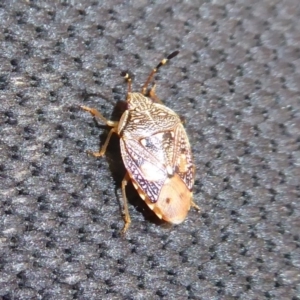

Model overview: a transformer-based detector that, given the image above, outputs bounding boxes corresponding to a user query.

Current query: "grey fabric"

[1,1,299,299]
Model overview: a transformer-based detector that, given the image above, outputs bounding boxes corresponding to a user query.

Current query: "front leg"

[81,105,118,127]
[81,105,119,157]
[149,84,164,104]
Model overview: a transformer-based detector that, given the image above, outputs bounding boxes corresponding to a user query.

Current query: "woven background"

[1,0,300,299]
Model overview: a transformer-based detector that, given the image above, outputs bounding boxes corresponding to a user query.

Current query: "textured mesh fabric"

[0,1,299,299]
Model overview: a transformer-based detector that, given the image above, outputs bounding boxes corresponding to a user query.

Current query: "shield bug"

[81,51,199,233]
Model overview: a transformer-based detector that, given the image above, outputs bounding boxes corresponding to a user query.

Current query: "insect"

[81,51,199,233]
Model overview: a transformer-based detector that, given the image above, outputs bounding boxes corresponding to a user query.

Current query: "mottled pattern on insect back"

[81,51,199,233]
[119,93,194,203]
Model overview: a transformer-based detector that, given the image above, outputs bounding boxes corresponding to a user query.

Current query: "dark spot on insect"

[162,131,172,140]
[141,137,156,150]
[180,147,186,154]
[166,198,171,204]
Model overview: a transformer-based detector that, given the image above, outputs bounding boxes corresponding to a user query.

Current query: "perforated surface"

[1,1,300,299]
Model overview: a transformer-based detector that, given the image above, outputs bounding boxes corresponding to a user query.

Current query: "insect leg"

[191,201,200,211]
[81,105,118,127]
[81,105,119,157]
[141,50,179,95]
[149,83,164,104]
[121,172,131,234]
[87,127,118,157]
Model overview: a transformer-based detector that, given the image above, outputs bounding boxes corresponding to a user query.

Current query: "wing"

[120,124,194,203]
[120,137,167,203]
[172,123,194,190]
